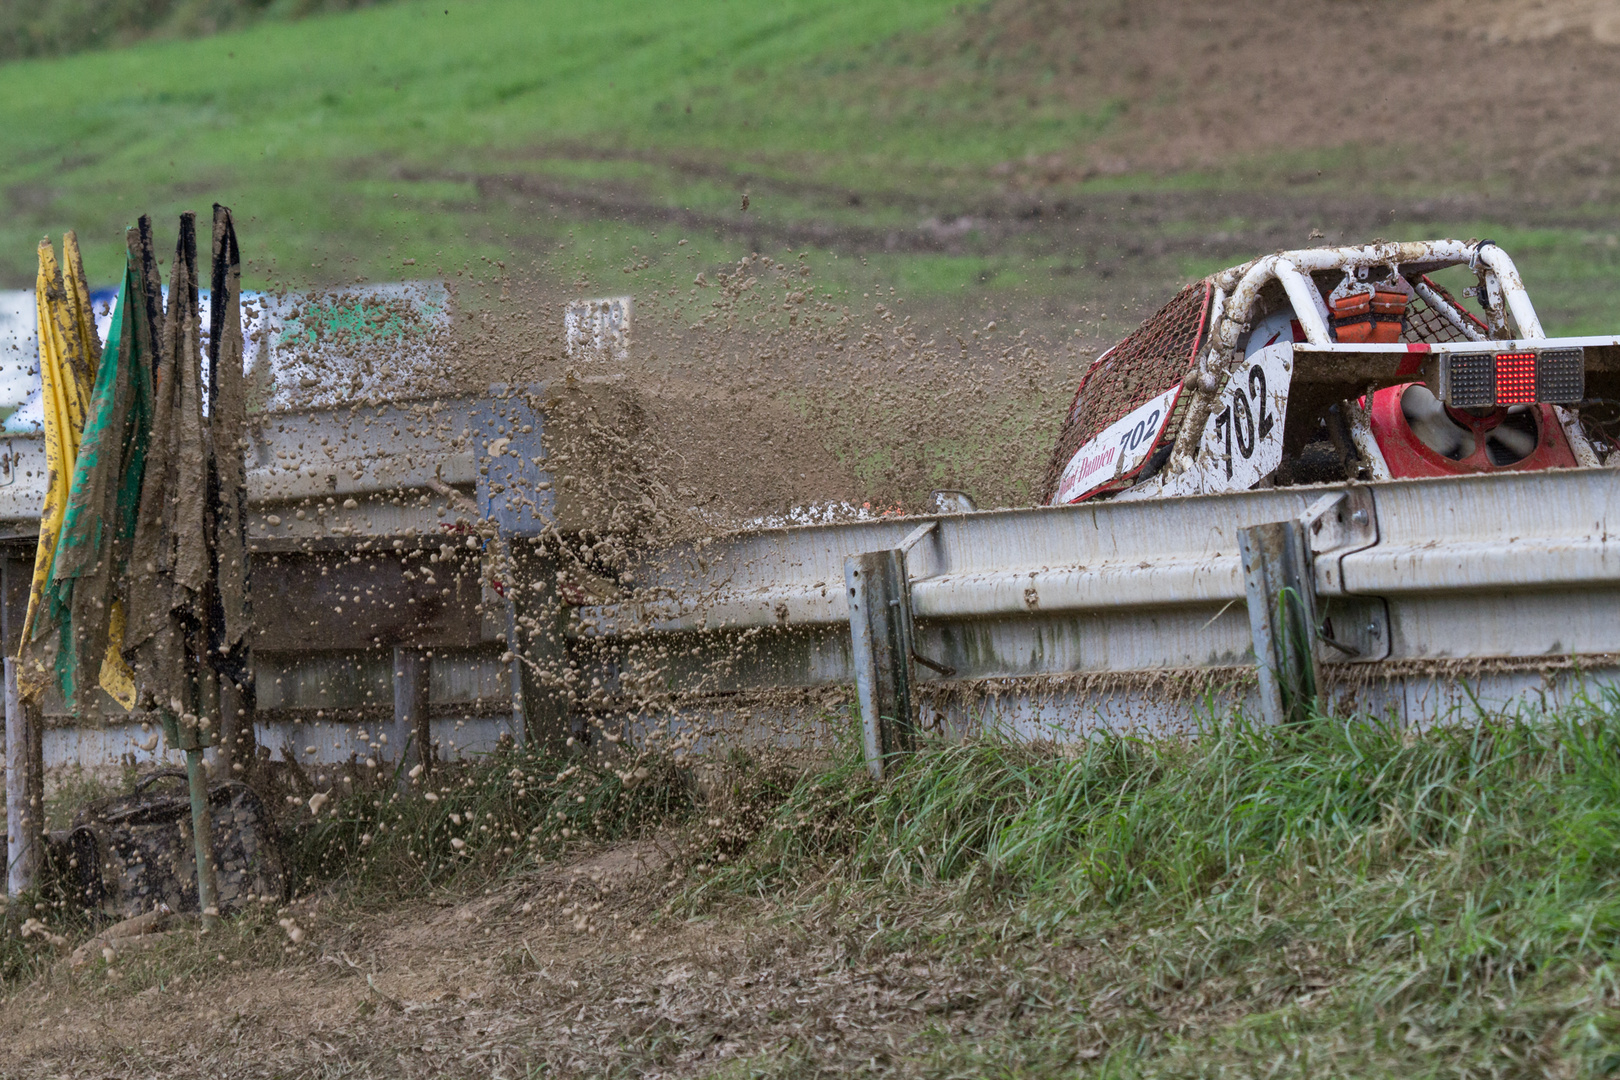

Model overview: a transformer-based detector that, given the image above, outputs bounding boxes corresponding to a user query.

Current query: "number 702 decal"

[1198,341,1292,493]
[1132,341,1293,500]
[1214,363,1277,479]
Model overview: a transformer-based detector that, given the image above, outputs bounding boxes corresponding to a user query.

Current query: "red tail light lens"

[1439,348,1584,407]
[1494,352,1537,404]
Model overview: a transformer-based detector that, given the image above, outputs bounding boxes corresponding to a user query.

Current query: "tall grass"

[702,687,1620,1075]
[736,697,1620,906]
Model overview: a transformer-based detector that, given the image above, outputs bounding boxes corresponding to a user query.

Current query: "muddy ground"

[0,840,1057,1079]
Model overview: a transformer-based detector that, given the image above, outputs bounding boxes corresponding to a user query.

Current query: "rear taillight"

[1439,347,1583,408]
[1494,352,1537,404]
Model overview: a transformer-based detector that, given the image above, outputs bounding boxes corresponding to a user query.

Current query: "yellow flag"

[17,234,98,699]
[99,600,135,709]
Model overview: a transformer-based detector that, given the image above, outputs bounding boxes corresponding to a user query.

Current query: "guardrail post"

[216,676,258,780]
[393,647,432,789]
[845,548,917,780]
[1239,520,1319,725]
[509,547,576,753]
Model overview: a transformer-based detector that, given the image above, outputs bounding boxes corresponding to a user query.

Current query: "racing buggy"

[1041,240,1619,505]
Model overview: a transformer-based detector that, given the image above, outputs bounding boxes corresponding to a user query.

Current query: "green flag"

[48,227,156,714]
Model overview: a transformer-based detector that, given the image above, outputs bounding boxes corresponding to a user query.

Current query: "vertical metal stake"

[5,658,42,896]
[509,549,576,754]
[498,538,526,749]
[190,666,222,922]
[393,647,432,789]
[185,745,220,921]
[1239,520,1320,726]
[845,548,917,780]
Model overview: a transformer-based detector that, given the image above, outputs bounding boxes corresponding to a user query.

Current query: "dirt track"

[0,842,1059,1079]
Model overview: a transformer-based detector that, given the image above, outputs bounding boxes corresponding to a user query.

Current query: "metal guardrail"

[0,383,1614,771]
[0,380,618,545]
[3,391,1608,674]
[0,398,480,542]
[576,467,1620,771]
[588,468,1619,661]
[0,390,540,774]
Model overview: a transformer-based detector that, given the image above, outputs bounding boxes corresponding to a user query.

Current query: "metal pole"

[1239,520,1320,725]
[159,652,223,924]
[393,646,431,789]
[845,548,917,780]
[184,744,219,920]
[5,658,41,896]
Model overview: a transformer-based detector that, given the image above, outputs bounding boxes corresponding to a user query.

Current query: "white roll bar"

[1208,240,1544,362]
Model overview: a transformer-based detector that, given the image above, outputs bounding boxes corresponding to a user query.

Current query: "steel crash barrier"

[577,466,1620,777]
[0,388,1613,778]
[0,382,604,777]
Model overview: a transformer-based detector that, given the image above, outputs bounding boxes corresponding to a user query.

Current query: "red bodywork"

[1367,383,1579,478]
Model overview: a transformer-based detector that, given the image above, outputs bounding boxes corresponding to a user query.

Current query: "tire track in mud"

[397,156,1617,263]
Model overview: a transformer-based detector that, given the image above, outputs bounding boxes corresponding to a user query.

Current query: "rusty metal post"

[845,548,916,780]
[504,584,525,750]
[393,647,432,789]
[5,657,42,896]
[1239,520,1320,725]
[508,547,574,753]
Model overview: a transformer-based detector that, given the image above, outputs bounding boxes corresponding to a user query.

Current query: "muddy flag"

[46,225,159,714]
[120,208,247,920]
[18,233,100,700]
[207,204,252,693]
[125,212,211,730]
[120,207,252,743]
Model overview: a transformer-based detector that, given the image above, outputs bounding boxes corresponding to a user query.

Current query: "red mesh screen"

[1040,280,1211,503]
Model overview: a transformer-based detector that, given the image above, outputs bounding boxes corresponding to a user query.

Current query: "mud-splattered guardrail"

[572,466,1620,760]
[0,389,1615,775]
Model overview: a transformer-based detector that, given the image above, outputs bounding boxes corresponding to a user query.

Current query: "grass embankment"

[4,0,1620,338]
[8,691,1620,1075]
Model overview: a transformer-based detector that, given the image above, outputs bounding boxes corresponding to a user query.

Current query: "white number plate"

[1052,384,1181,504]
[1141,342,1293,498]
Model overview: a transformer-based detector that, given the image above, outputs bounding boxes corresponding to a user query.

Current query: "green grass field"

[0,0,965,286]
[4,0,1618,336]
